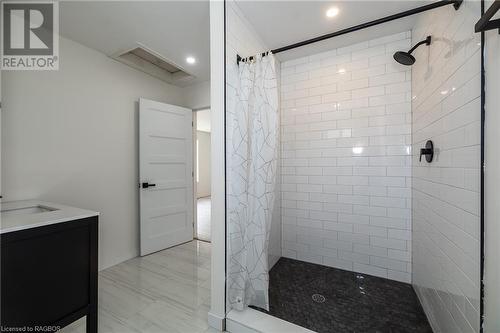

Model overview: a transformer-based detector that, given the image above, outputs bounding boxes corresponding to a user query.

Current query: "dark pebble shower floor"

[253,257,433,333]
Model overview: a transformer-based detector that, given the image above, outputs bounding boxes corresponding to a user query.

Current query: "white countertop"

[0,200,99,234]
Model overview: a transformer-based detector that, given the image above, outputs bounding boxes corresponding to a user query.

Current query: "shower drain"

[312,294,326,303]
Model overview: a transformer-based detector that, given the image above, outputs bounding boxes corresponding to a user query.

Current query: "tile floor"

[197,197,211,242]
[61,241,216,333]
[255,257,432,333]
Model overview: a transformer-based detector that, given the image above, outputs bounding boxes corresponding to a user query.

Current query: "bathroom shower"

[393,35,432,65]
[226,0,481,331]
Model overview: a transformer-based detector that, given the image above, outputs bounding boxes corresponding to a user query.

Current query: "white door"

[139,98,193,256]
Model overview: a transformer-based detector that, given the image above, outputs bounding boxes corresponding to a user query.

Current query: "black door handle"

[142,182,156,189]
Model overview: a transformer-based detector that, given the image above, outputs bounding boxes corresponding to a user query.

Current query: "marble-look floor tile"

[101,259,210,311]
[98,275,156,322]
[125,300,210,333]
[60,240,212,333]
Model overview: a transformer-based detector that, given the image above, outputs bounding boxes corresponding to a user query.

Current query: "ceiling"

[197,109,211,132]
[60,1,210,86]
[235,1,435,61]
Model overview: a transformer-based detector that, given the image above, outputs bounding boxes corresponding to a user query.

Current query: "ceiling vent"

[111,43,195,85]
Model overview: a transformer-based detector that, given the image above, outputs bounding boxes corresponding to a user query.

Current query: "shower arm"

[407,36,432,55]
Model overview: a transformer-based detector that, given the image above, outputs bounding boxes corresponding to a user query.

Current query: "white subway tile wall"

[411,1,481,332]
[280,31,413,283]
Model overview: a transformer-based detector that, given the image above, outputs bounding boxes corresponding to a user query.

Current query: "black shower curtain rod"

[236,0,463,64]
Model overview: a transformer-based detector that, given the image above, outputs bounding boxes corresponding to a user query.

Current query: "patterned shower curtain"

[227,53,279,311]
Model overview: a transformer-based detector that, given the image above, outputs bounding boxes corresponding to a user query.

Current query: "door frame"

[192,111,198,239]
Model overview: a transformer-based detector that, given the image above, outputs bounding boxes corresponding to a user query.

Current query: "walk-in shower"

[225,0,482,332]
[393,36,432,66]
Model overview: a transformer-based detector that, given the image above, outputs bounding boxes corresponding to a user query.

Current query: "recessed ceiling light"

[186,56,196,64]
[337,68,346,74]
[326,7,339,18]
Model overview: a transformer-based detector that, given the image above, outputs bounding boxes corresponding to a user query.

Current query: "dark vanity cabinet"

[1,216,98,332]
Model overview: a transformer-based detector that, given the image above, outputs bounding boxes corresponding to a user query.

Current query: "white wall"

[225,0,282,270]
[411,2,481,332]
[1,36,187,270]
[184,80,211,110]
[197,130,211,198]
[280,32,413,283]
[484,0,500,331]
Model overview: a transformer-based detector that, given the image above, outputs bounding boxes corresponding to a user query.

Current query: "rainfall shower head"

[393,51,416,66]
[393,36,431,66]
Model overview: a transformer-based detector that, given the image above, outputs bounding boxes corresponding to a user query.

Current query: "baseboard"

[208,311,225,331]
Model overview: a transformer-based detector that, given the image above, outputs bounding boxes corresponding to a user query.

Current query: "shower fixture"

[419,140,434,163]
[393,36,432,66]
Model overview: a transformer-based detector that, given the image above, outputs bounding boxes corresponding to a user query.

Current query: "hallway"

[197,197,211,242]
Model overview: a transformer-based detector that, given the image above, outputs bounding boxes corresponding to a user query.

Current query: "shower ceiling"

[236,0,435,61]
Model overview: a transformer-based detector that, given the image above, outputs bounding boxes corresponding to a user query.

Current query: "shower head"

[393,35,431,66]
[393,51,416,66]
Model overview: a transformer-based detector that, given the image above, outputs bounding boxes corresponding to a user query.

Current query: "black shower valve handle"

[419,148,432,162]
[419,140,434,163]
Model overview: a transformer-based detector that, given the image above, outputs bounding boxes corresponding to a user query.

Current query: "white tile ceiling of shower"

[280,31,412,283]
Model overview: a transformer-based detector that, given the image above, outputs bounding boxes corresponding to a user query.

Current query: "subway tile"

[297,184,323,193]
[353,205,387,217]
[353,185,387,196]
[388,229,411,240]
[370,255,408,271]
[338,78,369,91]
[308,175,338,185]
[339,250,370,264]
[369,114,406,127]
[323,202,354,214]
[338,194,370,205]
[353,167,386,176]
[352,126,386,137]
[387,249,411,261]
[309,192,338,203]
[370,196,407,208]
[323,256,353,271]
[369,93,407,106]
[354,224,388,237]
[351,65,386,80]
[323,166,353,176]
[353,263,388,279]
[369,72,406,87]
[370,236,406,250]
[351,106,385,118]
[278,31,425,286]
[323,184,353,195]
[338,213,370,225]
[369,176,406,187]
[337,157,369,166]
[370,216,408,229]
[337,176,369,186]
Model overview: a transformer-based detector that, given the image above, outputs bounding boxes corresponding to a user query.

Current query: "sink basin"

[1,205,58,218]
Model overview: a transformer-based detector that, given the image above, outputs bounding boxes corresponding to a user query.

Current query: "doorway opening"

[194,108,211,242]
